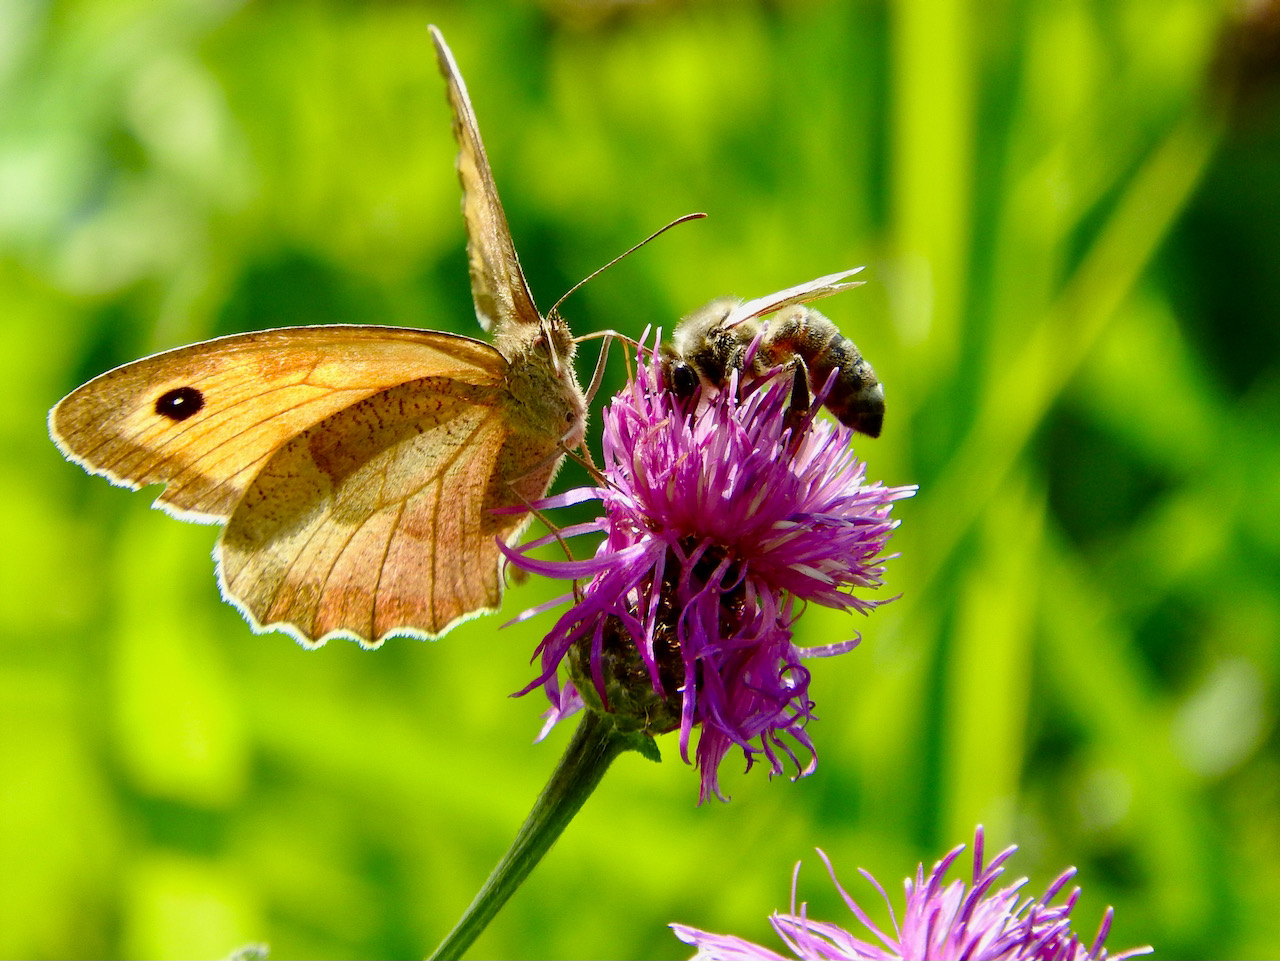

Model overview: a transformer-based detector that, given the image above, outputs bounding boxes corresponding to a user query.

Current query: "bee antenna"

[548,212,707,320]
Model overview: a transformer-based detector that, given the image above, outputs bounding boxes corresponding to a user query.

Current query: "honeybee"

[660,268,885,438]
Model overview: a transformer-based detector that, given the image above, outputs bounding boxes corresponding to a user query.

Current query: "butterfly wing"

[217,376,562,646]
[49,326,509,522]
[430,25,541,338]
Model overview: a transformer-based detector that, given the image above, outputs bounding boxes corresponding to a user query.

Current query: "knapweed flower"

[503,342,914,802]
[670,826,1152,960]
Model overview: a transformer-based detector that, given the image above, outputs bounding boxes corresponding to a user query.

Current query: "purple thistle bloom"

[503,342,914,802]
[670,826,1153,960]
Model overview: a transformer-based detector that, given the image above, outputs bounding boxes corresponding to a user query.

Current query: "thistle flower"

[503,342,914,802]
[670,827,1153,961]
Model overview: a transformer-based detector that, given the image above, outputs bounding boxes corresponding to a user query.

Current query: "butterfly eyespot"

[154,386,205,421]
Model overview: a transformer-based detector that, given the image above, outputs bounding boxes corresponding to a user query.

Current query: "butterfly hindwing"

[216,374,562,645]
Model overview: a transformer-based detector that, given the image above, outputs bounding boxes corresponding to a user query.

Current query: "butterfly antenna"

[547,212,707,322]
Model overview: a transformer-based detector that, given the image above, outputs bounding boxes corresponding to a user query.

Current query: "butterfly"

[48,26,587,649]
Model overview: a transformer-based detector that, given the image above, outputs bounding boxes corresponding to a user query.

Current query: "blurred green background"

[3,0,1278,957]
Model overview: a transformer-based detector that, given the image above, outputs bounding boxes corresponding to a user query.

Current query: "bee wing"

[725,267,866,328]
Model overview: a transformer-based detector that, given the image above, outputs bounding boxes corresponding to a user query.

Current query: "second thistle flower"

[506,344,915,802]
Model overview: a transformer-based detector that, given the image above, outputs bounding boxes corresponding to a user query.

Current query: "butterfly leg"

[501,486,590,600]
[575,328,644,405]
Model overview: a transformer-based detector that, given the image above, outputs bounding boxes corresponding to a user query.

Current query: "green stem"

[426,711,658,960]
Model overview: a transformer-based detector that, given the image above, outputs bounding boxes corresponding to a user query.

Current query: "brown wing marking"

[216,375,559,645]
[49,326,507,522]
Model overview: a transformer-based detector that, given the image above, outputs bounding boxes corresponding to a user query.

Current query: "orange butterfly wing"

[50,326,563,644]
[49,326,507,522]
[217,374,562,646]
[430,25,541,337]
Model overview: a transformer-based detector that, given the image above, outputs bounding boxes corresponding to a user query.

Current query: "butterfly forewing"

[49,327,508,522]
[430,26,540,337]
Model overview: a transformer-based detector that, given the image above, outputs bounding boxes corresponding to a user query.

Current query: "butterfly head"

[539,308,578,379]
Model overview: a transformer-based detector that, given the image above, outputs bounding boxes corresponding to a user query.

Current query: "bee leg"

[783,360,813,453]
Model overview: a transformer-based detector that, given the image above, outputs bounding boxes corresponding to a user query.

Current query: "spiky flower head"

[671,826,1152,960]
[504,342,914,802]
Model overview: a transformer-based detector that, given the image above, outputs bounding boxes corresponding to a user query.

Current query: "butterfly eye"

[154,386,205,421]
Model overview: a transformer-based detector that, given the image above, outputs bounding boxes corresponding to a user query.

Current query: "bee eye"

[671,362,699,398]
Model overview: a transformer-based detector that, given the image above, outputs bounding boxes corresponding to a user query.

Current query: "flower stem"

[426,711,659,960]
